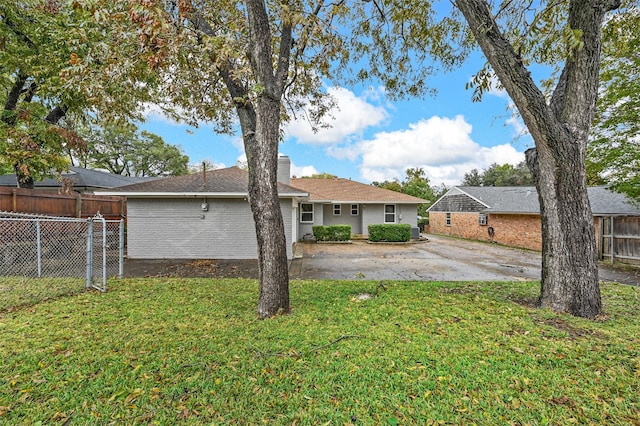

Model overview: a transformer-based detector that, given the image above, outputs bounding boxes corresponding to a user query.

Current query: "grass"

[0,278,638,425]
[0,277,86,313]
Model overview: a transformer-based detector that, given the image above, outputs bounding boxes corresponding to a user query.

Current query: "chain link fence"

[0,211,123,312]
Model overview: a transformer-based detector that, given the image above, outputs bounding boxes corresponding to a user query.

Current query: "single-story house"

[290,176,427,238]
[99,156,428,260]
[99,159,307,260]
[0,166,151,193]
[428,186,640,264]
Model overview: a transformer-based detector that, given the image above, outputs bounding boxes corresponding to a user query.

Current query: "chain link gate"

[0,211,123,310]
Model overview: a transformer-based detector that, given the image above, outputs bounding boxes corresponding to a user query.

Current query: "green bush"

[312,225,351,241]
[368,224,411,242]
[418,217,429,232]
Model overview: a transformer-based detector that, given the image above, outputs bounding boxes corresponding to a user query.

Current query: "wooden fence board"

[600,216,640,266]
[0,187,125,220]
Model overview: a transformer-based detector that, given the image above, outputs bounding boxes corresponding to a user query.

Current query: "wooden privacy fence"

[0,187,126,220]
[600,216,640,266]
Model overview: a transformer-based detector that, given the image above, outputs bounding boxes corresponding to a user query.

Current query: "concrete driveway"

[289,234,639,285]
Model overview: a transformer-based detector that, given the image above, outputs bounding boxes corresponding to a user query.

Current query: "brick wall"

[430,211,542,250]
[488,214,542,250]
[431,211,603,253]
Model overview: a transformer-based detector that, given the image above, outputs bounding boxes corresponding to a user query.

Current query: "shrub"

[312,225,351,241]
[368,224,411,242]
[418,217,429,232]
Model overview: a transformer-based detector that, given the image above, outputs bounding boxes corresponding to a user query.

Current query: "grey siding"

[127,198,294,259]
[322,203,362,234]
[398,204,419,227]
[298,203,420,237]
[361,204,418,234]
[298,202,324,238]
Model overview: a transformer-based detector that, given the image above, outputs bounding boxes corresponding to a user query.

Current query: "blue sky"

[141,52,534,187]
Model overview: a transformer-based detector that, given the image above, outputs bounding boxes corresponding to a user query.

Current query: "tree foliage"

[589,6,640,201]
[0,0,157,187]
[462,162,533,186]
[373,167,447,217]
[74,123,189,177]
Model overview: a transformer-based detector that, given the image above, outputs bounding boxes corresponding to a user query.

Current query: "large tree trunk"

[231,97,290,318]
[455,0,620,318]
[192,0,293,318]
[247,96,290,318]
[526,143,600,317]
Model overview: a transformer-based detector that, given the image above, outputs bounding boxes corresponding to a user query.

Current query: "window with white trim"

[333,204,341,215]
[445,213,451,226]
[384,204,396,223]
[351,204,359,216]
[300,203,314,223]
[478,213,488,226]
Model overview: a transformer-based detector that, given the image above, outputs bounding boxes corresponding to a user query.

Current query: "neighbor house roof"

[0,167,150,191]
[290,177,428,204]
[428,186,640,216]
[99,166,308,198]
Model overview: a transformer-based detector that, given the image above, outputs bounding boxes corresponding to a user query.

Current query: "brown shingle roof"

[100,166,307,197]
[290,177,427,204]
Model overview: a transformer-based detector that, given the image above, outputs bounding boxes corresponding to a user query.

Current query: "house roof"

[99,166,308,198]
[290,177,428,204]
[0,167,150,190]
[428,186,640,216]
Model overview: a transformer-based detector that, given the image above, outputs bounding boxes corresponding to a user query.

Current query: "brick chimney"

[277,155,291,185]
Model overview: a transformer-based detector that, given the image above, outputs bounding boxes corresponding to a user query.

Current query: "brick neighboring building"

[428,187,640,261]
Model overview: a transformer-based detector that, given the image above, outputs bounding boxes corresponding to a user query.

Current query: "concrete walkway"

[289,234,639,285]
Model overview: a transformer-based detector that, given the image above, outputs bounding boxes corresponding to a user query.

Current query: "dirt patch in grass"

[537,316,607,340]
[123,258,259,279]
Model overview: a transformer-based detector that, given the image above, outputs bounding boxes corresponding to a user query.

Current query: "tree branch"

[1,72,27,126]
[275,18,293,92]
[453,0,561,144]
[45,105,67,124]
[245,0,278,99]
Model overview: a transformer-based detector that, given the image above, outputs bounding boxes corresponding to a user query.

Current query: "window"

[300,203,314,223]
[478,213,488,226]
[333,204,341,215]
[351,204,359,216]
[446,213,451,226]
[384,204,396,223]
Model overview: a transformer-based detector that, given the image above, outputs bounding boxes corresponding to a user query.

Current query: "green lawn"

[0,278,638,425]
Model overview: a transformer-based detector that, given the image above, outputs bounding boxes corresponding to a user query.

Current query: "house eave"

[482,210,540,215]
[311,200,426,204]
[99,191,309,198]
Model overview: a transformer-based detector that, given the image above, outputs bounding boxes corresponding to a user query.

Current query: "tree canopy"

[0,0,158,187]
[588,6,640,202]
[73,123,189,177]
[461,162,533,186]
[373,167,447,218]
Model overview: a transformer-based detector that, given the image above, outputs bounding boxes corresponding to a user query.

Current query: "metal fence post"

[36,219,42,278]
[100,215,107,290]
[86,218,93,289]
[119,219,124,278]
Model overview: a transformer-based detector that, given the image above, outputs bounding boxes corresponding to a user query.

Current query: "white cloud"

[290,162,318,178]
[350,115,524,186]
[142,103,187,126]
[284,86,388,145]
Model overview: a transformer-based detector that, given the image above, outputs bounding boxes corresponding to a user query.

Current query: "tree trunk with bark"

[455,0,620,318]
[247,96,290,318]
[205,0,293,318]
